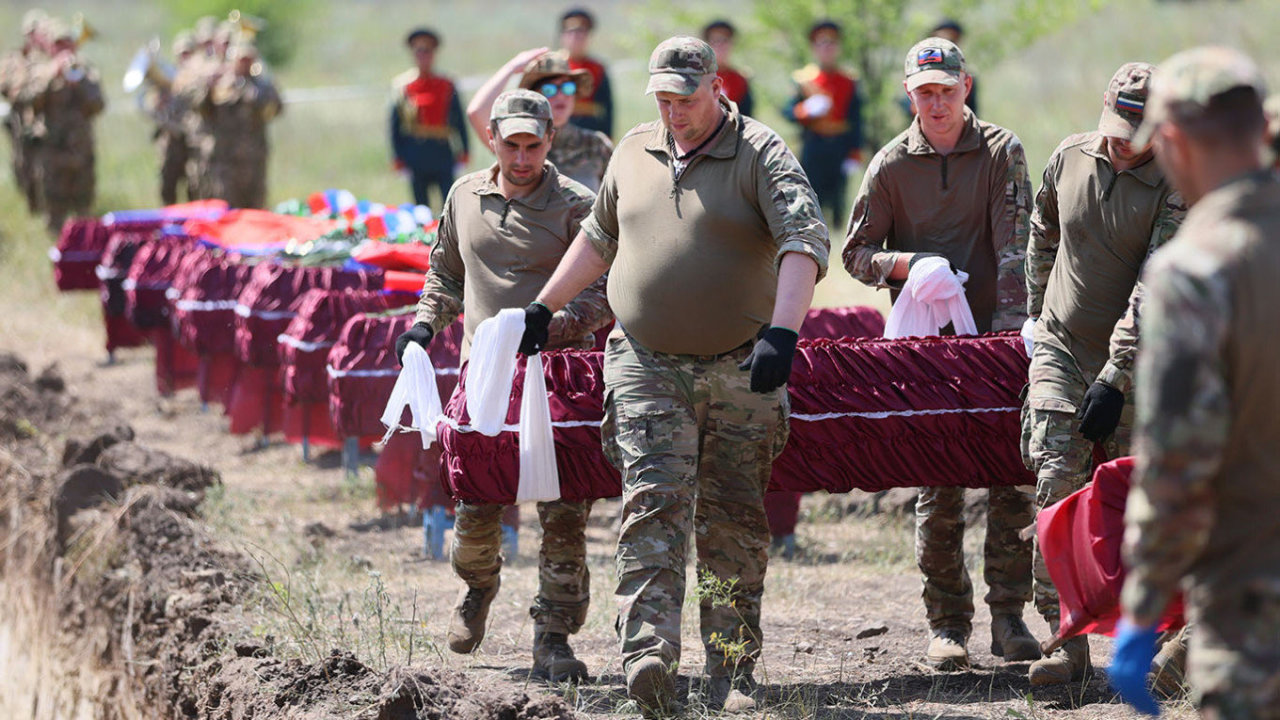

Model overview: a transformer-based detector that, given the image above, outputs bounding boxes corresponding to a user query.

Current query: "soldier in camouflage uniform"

[1,10,49,213]
[148,32,197,205]
[27,20,104,234]
[843,37,1040,671]
[1023,62,1186,686]
[198,41,281,208]
[522,37,828,715]
[394,91,612,683]
[171,18,225,200]
[465,49,613,191]
[1109,46,1280,719]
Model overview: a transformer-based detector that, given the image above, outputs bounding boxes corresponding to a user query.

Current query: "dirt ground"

[0,318,1200,720]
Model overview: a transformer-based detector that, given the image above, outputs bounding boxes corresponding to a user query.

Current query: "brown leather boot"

[1028,636,1091,685]
[446,580,499,654]
[532,631,589,683]
[1149,626,1189,698]
[627,655,676,718]
[925,628,970,671]
[990,613,1043,662]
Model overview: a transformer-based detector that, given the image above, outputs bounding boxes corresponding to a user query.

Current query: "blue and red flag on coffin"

[918,47,944,65]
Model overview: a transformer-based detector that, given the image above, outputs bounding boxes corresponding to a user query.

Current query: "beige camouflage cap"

[490,89,554,139]
[645,36,717,96]
[193,16,219,44]
[21,9,48,35]
[519,50,594,96]
[904,37,966,92]
[1134,46,1267,147]
[173,30,197,56]
[1099,62,1156,140]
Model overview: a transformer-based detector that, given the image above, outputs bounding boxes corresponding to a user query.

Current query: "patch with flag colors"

[917,47,944,66]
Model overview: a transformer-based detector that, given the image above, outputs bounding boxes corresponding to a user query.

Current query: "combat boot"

[990,613,1042,662]
[706,673,759,713]
[1028,636,1091,685]
[531,631,589,683]
[627,655,676,718]
[925,628,970,671]
[1149,627,1189,698]
[446,579,499,654]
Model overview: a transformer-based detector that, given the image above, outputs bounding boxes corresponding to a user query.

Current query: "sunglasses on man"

[538,80,578,98]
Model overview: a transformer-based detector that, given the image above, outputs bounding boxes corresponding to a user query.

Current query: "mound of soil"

[0,351,579,719]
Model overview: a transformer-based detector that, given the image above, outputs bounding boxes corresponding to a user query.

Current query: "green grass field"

[2,0,1279,326]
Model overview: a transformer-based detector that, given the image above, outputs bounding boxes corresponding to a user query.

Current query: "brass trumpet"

[71,12,97,47]
[227,9,266,41]
[122,39,175,93]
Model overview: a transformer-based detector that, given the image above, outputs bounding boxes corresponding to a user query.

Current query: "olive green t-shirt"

[581,99,830,356]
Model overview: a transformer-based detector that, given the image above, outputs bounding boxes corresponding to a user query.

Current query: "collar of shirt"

[471,161,559,210]
[905,107,982,156]
[1080,134,1163,188]
[645,96,741,163]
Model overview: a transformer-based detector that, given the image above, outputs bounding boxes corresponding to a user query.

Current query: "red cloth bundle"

[351,240,432,272]
[798,304,887,340]
[52,218,112,291]
[98,228,156,353]
[1038,457,1185,644]
[124,234,198,330]
[170,254,253,408]
[182,209,340,253]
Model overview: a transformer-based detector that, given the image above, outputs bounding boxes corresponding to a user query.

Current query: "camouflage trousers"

[1026,340,1133,621]
[451,499,593,635]
[204,157,268,210]
[1190,580,1280,719]
[916,484,1034,634]
[41,149,95,234]
[157,130,189,206]
[601,332,789,677]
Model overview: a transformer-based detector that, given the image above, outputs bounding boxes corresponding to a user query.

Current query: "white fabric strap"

[379,342,443,449]
[883,257,978,339]
[464,309,525,437]
[277,333,335,353]
[173,298,238,313]
[327,364,459,379]
[234,303,297,321]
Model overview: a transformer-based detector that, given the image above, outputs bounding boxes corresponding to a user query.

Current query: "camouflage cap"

[1099,62,1156,140]
[173,30,197,56]
[645,36,717,96]
[44,19,75,45]
[193,15,219,44]
[490,89,554,139]
[1134,46,1267,147]
[227,40,258,61]
[519,50,594,96]
[21,9,48,35]
[904,38,966,92]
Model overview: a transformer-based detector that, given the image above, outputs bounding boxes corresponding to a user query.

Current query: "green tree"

[754,0,1110,148]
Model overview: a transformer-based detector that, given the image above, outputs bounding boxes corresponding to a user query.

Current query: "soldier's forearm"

[536,231,610,313]
[772,252,819,331]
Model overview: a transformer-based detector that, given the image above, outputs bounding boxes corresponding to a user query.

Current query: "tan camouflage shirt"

[1121,170,1280,626]
[27,59,104,153]
[199,73,281,165]
[843,109,1031,333]
[1027,131,1185,401]
[582,97,830,355]
[415,162,612,362]
[549,121,612,192]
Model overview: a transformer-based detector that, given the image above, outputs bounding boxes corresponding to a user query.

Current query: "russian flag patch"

[917,47,944,66]
[1115,92,1145,115]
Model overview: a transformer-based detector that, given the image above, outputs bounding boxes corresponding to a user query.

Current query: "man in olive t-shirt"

[395,90,611,684]
[519,37,828,716]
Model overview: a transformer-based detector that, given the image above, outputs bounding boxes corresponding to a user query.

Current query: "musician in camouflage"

[1023,61,1186,686]
[197,41,281,208]
[1111,46,1280,719]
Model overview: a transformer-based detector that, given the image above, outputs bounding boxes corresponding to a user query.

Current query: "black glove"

[738,327,799,393]
[908,252,957,274]
[1077,381,1125,441]
[394,322,434,366]
[518,302,553,356]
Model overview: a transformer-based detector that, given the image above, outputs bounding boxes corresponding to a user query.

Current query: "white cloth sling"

[463,308,561,503]
[380,342,444,449]
[883,256,979,339]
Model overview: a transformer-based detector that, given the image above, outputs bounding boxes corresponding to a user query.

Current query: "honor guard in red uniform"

[784,20,864,221]
[391,27,469,211]
[558,8,613,137]
[703,19,753,118]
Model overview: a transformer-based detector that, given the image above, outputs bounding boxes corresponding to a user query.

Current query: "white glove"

[1021,317,1037,357]
[841,158,862,176]
[800,94,832,118]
